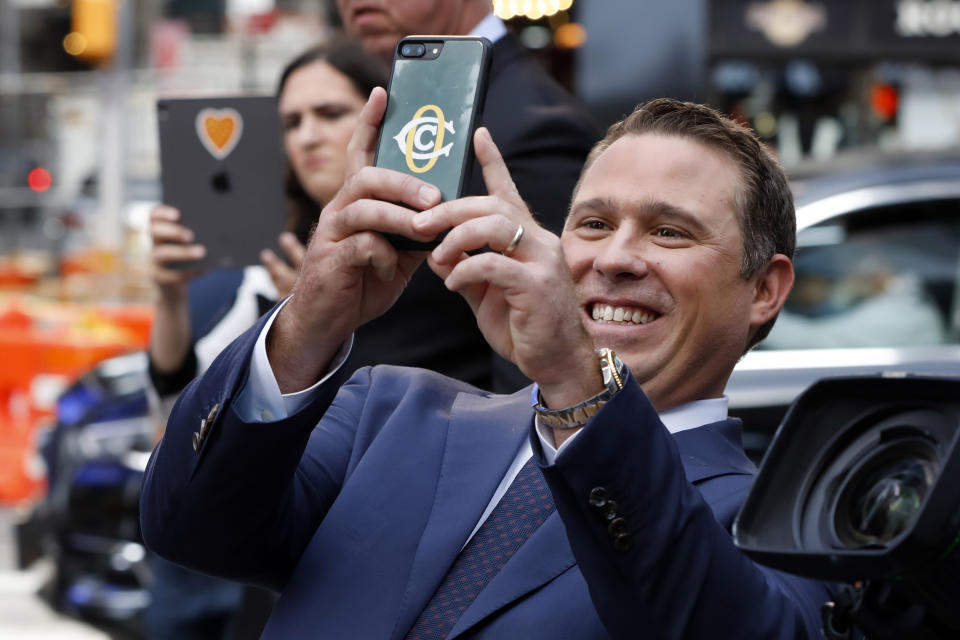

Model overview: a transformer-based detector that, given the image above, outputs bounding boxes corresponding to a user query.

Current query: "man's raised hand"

[416,128,599,404]
[267,87,441,392]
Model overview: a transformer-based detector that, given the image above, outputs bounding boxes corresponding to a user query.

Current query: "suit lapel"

[391,388,531,638]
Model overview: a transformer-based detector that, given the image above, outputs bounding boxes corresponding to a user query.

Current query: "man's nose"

[592,231,649,280]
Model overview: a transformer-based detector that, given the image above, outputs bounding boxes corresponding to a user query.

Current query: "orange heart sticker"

[195,108,243,160]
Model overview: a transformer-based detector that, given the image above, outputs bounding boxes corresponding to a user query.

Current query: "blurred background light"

[754,111,778,138]
[62,31,87,57]
[67,0,117,65]
[27,168,53,193]
[554,22,587,49]
[494,0,574,21]
[870,83,900,122]
[520,25,552,50]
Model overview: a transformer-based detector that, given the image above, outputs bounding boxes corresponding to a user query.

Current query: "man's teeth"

[591,304,655,325]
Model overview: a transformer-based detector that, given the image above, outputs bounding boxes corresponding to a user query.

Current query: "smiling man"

[562,118,795,418]
[140,97,830,639]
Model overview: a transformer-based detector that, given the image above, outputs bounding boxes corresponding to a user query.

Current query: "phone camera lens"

[400,43,425,58]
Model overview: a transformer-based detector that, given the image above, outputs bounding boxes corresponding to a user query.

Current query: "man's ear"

[750,253,795,329]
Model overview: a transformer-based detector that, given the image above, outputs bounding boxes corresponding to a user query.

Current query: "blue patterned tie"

[405,456,555,640]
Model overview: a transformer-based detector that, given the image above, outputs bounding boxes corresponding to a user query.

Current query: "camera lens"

[400,43,425,58]
[851,457,936,543]
[833,442,939,547]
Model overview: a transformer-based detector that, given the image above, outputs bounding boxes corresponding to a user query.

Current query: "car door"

[728,188,960,458]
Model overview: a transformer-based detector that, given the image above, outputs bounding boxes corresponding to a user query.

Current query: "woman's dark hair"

[278,39,388,244]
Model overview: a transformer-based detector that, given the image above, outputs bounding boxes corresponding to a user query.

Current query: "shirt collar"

[469,12,507,42]
[659,396,729,433]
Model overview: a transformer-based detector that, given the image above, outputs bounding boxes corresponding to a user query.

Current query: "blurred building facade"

[707,0,960,164]
[578,0,960,165]
[1,0,960,272]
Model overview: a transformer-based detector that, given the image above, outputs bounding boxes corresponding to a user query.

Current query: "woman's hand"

[261,232,306,298]
[147,204,206,374]
[149,205,206,303]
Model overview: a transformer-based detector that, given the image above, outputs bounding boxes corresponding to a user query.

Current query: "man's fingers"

[345,86,388,176]
[474,127,523,204]
[411,195,504,238]
[328,196,441,244]
[443,252,519,293]
[431,215,519,264]
[343,231,401,282]
[327,166,441,217]
[424,252,480,305]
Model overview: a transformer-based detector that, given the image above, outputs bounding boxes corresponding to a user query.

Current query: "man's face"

[337,0,471,61]
[562,133,762,411]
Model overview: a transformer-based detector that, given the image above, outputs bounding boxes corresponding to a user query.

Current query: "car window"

[759,198,960,350]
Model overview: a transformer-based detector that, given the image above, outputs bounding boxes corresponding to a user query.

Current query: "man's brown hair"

[576,98,795,350]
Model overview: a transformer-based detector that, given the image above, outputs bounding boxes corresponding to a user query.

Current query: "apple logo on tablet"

[211,171,231,192]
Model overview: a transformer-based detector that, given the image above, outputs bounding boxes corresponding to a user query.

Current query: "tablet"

[157,95,286,269]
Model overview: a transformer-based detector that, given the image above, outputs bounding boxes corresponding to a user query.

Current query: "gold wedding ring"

[503,224,524,256]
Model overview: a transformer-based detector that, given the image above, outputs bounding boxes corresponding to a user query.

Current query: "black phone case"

[374,36,492,250]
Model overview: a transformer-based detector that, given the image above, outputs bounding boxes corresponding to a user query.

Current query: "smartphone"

[374,35,492,250]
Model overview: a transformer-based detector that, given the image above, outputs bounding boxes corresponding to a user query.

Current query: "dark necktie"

[405,456,555,640]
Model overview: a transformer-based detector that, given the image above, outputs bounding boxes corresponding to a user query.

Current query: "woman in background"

[148,40,385,405]
[145,40,386,640]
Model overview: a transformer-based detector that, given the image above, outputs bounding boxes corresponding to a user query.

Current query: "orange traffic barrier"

[0,296,154,505]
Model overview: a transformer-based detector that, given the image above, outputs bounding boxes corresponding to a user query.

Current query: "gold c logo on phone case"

[392,104,455,173]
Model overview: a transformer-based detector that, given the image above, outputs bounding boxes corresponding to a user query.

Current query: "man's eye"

[584,220,607,230]
[655,227,685,238]
[281,117,299,132]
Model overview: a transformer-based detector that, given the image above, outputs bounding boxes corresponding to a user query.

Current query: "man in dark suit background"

[141,94,832,638]
[335,0,600,392]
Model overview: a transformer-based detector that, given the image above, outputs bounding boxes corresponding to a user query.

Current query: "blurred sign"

[66,0,117,65]
[710,0,960,60]
[896,0,960,36]
[745,0,826,48]
[150,19,188,72]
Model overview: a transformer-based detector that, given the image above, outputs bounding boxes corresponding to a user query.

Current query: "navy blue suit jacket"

[140,311,830,639]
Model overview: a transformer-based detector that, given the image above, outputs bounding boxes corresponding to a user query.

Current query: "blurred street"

[0,508,108,639]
